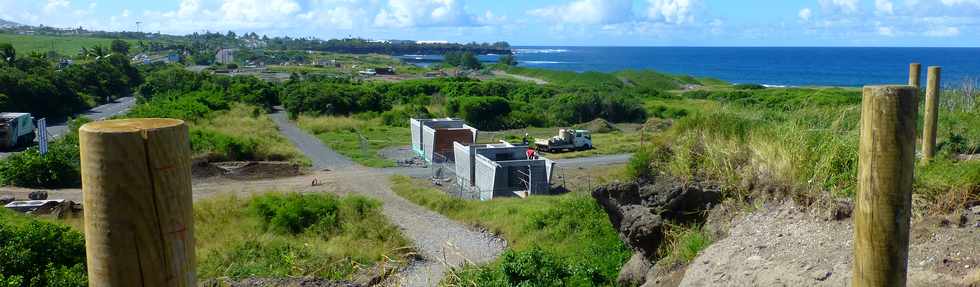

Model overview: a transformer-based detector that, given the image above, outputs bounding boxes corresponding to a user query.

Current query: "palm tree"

[80,45,112,61]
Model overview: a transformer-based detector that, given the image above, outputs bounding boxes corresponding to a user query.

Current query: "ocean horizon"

[403,46,980,87]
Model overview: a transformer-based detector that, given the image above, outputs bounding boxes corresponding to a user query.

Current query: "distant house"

[374,67,395,75]
[215,49,235,65]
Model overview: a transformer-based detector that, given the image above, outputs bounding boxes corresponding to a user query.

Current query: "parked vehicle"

[0,113,36,150]
[534,129,592,153]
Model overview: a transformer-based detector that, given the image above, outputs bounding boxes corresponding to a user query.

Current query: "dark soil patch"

[192,161,304,180]
[200,277,359,287]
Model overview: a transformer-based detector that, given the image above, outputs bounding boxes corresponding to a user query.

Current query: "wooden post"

[922,66,941,162]
[853,85,917,287]
[80,119,195,287]
[908,63,921,88]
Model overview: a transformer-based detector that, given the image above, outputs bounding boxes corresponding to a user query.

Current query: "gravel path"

[267,110,506,286]
[269,108,355,171]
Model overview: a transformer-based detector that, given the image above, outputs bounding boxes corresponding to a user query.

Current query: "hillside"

[0,19,19,29]
[0,33,138,56]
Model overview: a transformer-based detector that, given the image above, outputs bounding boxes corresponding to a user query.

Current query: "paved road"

[268,108,505,286]
[268,108,355,171]
[0,97,136,158]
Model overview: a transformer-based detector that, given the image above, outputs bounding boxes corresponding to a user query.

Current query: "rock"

[592,178,721,260]
[618,253,653,286]
[970,205,980,215]
[811,270,832,281]
[0,195,14,205]
[28,191,48,200]
[826,199,853,221]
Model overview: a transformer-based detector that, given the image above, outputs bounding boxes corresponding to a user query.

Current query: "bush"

[447,96,512,130]
[190,128,258,161]
[627,148,654,179]
[0,119,86,189]
[249,193,346,235]
[0,209,87,287]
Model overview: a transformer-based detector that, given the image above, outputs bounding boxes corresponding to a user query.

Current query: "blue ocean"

[401,47,980,87]
[511,47,980,87]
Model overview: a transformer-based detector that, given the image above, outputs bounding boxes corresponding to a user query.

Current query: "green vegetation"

[297,116,410,167]
[0,208,87,287]
[0,118,87,188]
[634,85,979,214]
[0,43,141,119]
[0,33,137,56]
[196,192,411,280]
[443,51,482,70]
[389,175,630,286]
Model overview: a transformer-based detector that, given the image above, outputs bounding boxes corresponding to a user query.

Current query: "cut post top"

[863,85,917,93]
[80,118,185,134]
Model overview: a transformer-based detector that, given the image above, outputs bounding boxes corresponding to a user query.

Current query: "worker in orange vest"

[526,148,537,160]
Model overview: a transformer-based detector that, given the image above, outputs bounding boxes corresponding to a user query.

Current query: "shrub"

[0,119,86,189]
[190,128,258,161]
[627,148,654,179]
[447,96,512,130]
[0,209,87,287]
[248,193,346,235]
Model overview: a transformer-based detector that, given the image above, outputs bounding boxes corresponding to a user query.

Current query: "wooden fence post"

[908,63,921,88]
[922,66,941,162]
[853,86,917,287]
[80,119,195,287]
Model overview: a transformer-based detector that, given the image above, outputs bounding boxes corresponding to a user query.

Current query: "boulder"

[618,253,654,286]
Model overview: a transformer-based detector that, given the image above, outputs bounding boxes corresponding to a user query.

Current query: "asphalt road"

[0,96,136,158]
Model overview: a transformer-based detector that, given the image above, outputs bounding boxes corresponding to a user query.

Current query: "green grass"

[297,116,410,168]
[658,225,712,267]
[389,175,630,286]
[0,33,138,56]
[195,104,310,165]
[195,192,412,280]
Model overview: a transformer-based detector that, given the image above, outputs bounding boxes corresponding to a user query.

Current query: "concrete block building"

[453,142,555,201]
[410,118,478,163]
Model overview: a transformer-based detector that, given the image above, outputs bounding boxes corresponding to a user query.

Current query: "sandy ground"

[680,202,980,287]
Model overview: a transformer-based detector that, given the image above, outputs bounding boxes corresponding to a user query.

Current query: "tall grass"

[195,104,309,164]
[195,192,411,280]
[642,87,979,212]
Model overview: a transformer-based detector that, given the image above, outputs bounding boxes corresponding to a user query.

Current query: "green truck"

[0,113,36,150]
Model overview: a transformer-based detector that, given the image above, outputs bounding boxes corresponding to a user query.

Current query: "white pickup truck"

[534,129,592,153]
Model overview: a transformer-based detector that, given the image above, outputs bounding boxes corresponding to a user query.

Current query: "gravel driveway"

[269,108,355,171]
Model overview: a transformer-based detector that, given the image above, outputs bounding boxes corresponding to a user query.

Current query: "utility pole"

[136,21,142,33]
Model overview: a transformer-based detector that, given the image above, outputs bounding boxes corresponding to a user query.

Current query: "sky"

[1,0,979,47]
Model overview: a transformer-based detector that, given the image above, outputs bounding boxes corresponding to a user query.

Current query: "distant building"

[215,49,235,64]
[374,67,395,75]
[416,40,449,45]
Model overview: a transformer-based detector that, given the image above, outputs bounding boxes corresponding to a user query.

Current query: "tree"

[461,52,482,70]
[0,43,14,64]
[110,39,130,55]
[498,54,517,66]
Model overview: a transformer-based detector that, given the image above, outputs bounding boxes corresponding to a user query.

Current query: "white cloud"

[647,0,698,24]
[924,26,960,36]
[44,0,70,14]
[528,0,633,25]
[374,0,474,28]
[875,0,894,14]
[877,25,895,36]
[820,0,859,14]
[221,0,299,22]
[798,8,812,21]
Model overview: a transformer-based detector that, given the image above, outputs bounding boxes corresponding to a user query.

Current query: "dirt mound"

[574,118,620,133]
[678,202,980,287]
[192,161,304,180]
[642,117,673,133]
[200,277,358,287]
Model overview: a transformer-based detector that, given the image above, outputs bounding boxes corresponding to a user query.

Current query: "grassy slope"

[389,175,630,285]
[297,116,410,168]
[0,33,138,56]
[195,104,310,165]
[195,192,412,280]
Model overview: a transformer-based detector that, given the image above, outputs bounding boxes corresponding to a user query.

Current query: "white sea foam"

[523,61,566,64]
[514,48,570,54]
